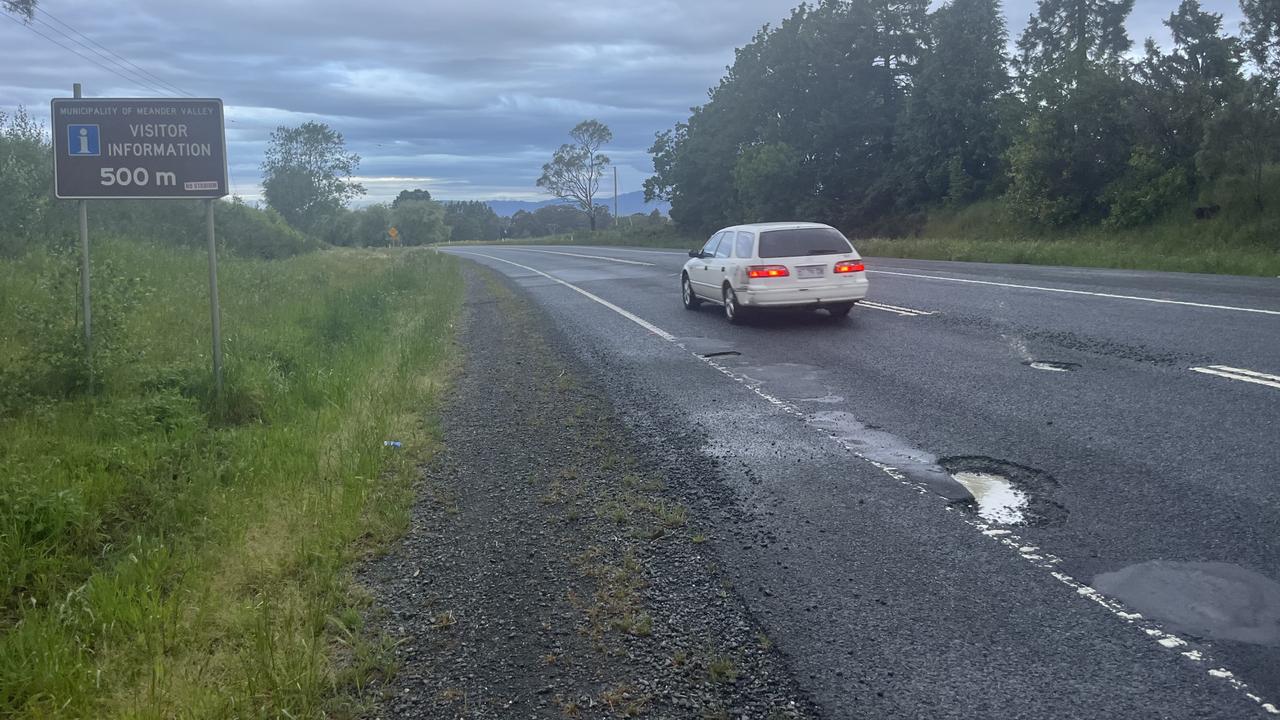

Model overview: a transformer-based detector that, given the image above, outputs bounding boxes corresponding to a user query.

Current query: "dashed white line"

[505,248,656,266]
[450,248,1279,716]
[860,300,935,317]
[867,269,1280,316]
[1190,365,1280,390]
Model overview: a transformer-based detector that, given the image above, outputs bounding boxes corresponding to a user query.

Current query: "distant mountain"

[484,191,669,218]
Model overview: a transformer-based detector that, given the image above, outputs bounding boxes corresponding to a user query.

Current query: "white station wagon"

[681,222,869,323]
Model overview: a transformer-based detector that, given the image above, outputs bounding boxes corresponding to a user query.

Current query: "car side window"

[700,232,723,257]
[715,234,733,259]
[734,231,754,258]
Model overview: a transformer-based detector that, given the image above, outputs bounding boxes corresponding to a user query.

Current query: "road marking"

[599,248,688,256]
[1191,365,1280,390]
[867,269,1280,316]
[859,300,934,317]
[505,248,656,266]
[449,251,673,340]
[449,248,1280,715]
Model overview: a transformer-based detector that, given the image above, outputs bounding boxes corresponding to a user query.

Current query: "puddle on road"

[940,457,1067,527]
[951,471,1030,525]
[1094,561,1280,646]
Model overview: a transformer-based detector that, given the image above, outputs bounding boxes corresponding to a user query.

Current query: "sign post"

[72,84,92,383]
[52,95,230,398]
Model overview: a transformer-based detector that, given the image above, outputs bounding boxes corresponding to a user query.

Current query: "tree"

[899,0,1011,205]
[1006,0,1137,226]
[261,122,364,234]
[392,199,448,245]
[536,120,612,231]
[1197,77,1280,210]
[392,189,432,207]
[444,201,502,241]
[1116,0,1245,225]
[732,142,805,222]
[1014,0,1135,95]
[0,108,57,256]
[1240,0,1280,83]
[2,1,37,20]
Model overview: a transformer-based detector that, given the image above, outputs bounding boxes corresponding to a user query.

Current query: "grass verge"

[0,239,461,717]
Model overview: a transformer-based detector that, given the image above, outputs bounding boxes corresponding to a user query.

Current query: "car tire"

[723,285,747,325]
[827,302,855,319]
[681,274,701,310]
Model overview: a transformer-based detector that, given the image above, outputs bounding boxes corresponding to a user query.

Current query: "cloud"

[1,0,1246,203]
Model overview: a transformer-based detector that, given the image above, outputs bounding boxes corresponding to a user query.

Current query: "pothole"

[1093,561,1280,646]
[940,457,1067,527]
[1024,360,1080,372]
[951,471,1029,525]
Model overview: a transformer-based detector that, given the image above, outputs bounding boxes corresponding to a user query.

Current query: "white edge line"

[1191,367,1280,390]
[506,247,656,267]
[452,251,672,341]
[867,269,1280,316]
[453,248,1280,716]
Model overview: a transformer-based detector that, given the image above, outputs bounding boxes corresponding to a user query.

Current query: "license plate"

[798,265,825,278]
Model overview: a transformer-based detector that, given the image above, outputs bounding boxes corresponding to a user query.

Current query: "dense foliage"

[645,0,1280,242]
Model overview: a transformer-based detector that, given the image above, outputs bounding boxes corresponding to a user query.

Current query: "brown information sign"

[52,97,228,199]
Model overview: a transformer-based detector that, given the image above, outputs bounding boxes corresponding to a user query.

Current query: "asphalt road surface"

[441,244,1280,719]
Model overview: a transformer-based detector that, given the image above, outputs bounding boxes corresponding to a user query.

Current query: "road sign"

[388,226,399,239]
[51,97,228,199]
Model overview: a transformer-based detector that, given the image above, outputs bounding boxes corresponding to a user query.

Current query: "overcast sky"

[1,0,1245,205]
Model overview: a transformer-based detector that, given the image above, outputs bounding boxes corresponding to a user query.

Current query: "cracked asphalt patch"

[359,266,812,719]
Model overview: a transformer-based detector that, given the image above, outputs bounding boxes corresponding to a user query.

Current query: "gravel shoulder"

[359,265,812,719]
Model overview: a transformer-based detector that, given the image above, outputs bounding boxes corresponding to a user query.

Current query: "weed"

[708,655,739,684]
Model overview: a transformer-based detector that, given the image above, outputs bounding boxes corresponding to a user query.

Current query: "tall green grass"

[0,239,461,717]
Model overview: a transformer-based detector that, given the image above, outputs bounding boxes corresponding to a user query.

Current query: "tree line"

[643,0,1280,239]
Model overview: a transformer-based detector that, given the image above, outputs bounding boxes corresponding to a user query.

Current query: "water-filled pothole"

[940,457,1068,527]
[1024,360,1080,372]
[951,471,1029,525]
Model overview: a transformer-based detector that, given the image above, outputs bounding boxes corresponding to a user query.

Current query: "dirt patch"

[358,266,812,718]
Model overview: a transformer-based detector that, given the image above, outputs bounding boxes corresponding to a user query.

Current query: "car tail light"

[747,265,790,278]
[834,260,865,274]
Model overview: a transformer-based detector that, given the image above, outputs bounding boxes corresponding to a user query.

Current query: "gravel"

[359,267,814,719]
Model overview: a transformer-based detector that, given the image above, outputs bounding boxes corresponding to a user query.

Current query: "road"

[440,244,1280,719]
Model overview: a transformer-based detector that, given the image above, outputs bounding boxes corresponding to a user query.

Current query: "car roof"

[716,222,835,234]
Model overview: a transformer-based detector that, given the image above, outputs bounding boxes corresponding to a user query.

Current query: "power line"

[28,17,175,97]
[2,12,172,96]
[35,7,193,97]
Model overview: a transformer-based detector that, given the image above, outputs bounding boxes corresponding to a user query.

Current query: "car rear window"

[757,228,853,258]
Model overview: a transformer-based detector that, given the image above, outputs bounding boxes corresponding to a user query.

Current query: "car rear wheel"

[723,285,747,324]
[681,274,701,310]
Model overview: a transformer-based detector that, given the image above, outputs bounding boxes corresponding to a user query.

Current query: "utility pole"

[613,166,618,229]
[74,83,92,386]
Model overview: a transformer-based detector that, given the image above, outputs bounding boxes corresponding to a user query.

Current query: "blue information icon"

[67,124,100,157]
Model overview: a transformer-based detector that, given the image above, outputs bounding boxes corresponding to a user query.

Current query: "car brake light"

[747,265,790,278]
[834,260,865,274]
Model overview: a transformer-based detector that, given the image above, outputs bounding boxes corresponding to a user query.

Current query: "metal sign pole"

[205,199,223,400]
[73,83,92,383]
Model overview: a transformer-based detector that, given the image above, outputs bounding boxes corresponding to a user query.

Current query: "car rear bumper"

[740,278,869,307]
